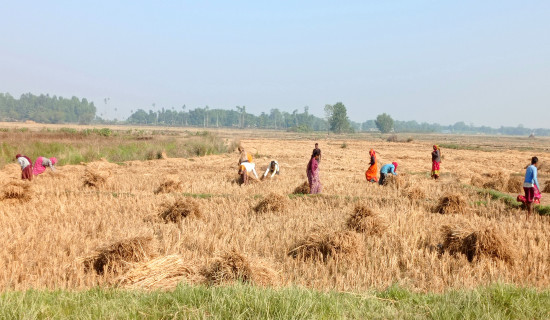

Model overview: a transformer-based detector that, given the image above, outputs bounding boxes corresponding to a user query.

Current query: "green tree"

[325,102,350,133]
[375,113,394,133]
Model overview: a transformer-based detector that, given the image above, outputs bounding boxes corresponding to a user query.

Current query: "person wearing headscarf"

[307,149,322,194]
[237,146,253,165]
[262,160,280,180]
[431,145,441,180]
[365,149,378,182]
[379,162,398,185]
[33,157,57,176]
[312,143,321,163]
[15,154,33,181]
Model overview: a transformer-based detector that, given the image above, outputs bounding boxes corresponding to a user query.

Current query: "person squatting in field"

[238,162,259,185]
[33,156,57,176]
[523,156,541,217]
[379,162,398,185]
[307,149,322,194]
[15,154,33,181]
[262,160,280,180]
[431,145,441,180]
[365,149,378,182]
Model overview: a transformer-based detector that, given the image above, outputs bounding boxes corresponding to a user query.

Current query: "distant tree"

[325,102,350,133]
[375,113,394,133]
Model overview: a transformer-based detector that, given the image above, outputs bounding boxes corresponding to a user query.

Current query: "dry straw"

[346,204,387,236]
[201,249,279,286]
[439,225,517,264]
[293,181,310,194]
[1,181,32,202]
[83,168,109,188]
[155,179,183,194]
[288,228,364,262]
[506,175,524,193]
[159,197,202,223]
[117,255,199,290]
[254,193,289,213]
[406,186,426,200]
[435,193,467,214]
[543,181,550,193]
[383,175,405,189]
[82,236,156,275]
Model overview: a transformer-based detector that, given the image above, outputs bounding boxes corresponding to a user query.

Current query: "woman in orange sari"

[365,149,378,182]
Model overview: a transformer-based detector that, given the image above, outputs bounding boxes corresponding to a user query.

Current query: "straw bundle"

[155,179,183,194]
[435,193,467,214]
[439,225,517,264]
[470,175,486,188]
[254,193,289,213]
[288,229,364,262]
[83,168,109,188]
[383,175,405,189]
[346,204,387,236]
[1,181,32,202]
[160,198,202,223]
[481,172,507,191]
[543,181,550,193]
[83,236,156,275]
[201,249,278,286]
[406,187,426,200]
[117,255,198,290]
[293,181,310,194]
[506,175,524,193]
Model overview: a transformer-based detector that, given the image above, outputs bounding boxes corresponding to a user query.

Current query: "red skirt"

[21,166,33,181]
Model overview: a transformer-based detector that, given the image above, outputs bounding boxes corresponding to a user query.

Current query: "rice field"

[1,126,550,294]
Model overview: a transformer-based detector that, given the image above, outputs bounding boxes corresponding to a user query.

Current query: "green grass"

[0,284,548,319]
[476,188,550,215]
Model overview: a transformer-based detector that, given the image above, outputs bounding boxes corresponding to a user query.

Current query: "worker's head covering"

[392,162,398,171]
[238,164,246,174]
[15,154,21,159]
[50,157,57,165]
[369,149,375,157]
[433,145,440,151]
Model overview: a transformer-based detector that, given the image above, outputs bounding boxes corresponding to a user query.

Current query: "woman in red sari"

[431,145,441,180]
[365,149,378,182]
[15,154,33,181]
[307,149,322,194]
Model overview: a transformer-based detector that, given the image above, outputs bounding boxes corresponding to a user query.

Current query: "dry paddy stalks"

[82,236,156,275]
[83,168,109,188]
[288,228,364,262]
[435,193,467,214]
[346,204,387,236]
[117,255,200,290]
[1,181,32,202]
[383,175,405,189]
[439,225,517,264]
[155,179,183,194]
[200,249,279,286]
[406,186,426,201]
[254,193,289,214]
[160,197,202,223]
[506,175,524,193]
[543,181,550,193]
[471,172,523,193]
[293,181,310,194]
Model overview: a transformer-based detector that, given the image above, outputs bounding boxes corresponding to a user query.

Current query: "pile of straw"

[435,193,467,214]
[543,181,550,193]
[83,168,109,188]
[154,179,183,194]
[83,236,156,275]
[505,175,524,193]
[288,228,364,262]
[383,175,405,189]
[439,225,517,264]
[480,172,507,191]
[159,198,202,223]
[254,193,289,213]
[201,249,278,286]
[346,204,387,236]
[117,255,199,290]
[293,182,310,194]
[471,172,523,193]
[1,181,32,202]
[406,187,426,200]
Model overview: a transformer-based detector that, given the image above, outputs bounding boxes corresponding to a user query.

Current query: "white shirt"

[263,161,280,178]
[241,162,258,179]
[17,157,30,169]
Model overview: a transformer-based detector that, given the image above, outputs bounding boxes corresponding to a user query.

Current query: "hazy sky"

[1,1,549,128]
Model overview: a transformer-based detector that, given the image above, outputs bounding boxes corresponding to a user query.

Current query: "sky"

[1,1,549,128]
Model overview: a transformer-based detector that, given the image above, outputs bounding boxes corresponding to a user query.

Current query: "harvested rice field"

[1,126,550,293]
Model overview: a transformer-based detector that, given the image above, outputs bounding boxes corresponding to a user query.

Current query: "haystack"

[155,179,183,194]
[159,198,202,223]
[83,168,109,188]
[201,249,278,286]
[543,181,550,193]
[117,255,199,290]
[435,193,467,214]
[505,175,524,193]
[254,193,289,213]
[1,181,32,202]
[406,187,426,200]
[470,175,486,188]
[288,229,364,262]
[383,175,405,189]
[439,225,517,264]
[346,204,387,236]
[293,181,310,194]
[83,236,156,275]
[481,172,507,191]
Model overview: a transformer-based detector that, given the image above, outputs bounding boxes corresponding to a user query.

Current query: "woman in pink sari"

[33,157,57,176]
[307,149,322,194]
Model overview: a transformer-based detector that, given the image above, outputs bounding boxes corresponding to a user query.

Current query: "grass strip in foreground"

[1,284,549,319]
[477,188,550,216]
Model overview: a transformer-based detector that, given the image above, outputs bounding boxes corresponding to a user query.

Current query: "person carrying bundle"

[262,160,280,180]
[15,154,33,181]
[522,156,541,217]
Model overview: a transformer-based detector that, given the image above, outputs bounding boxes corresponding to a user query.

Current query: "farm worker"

[15,154,33,181]
[237,146,253,165]
[365,149,378,182]
[33,156,57,176]
[431,145,441,180]
[307,149,322,194]
[523,156,541,217]
[238,162,259,184]
[312,143,322,163]
[262,160,280,180]
[379,162,398,185]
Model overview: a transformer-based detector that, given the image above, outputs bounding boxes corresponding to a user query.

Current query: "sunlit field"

[1,123,550,295]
